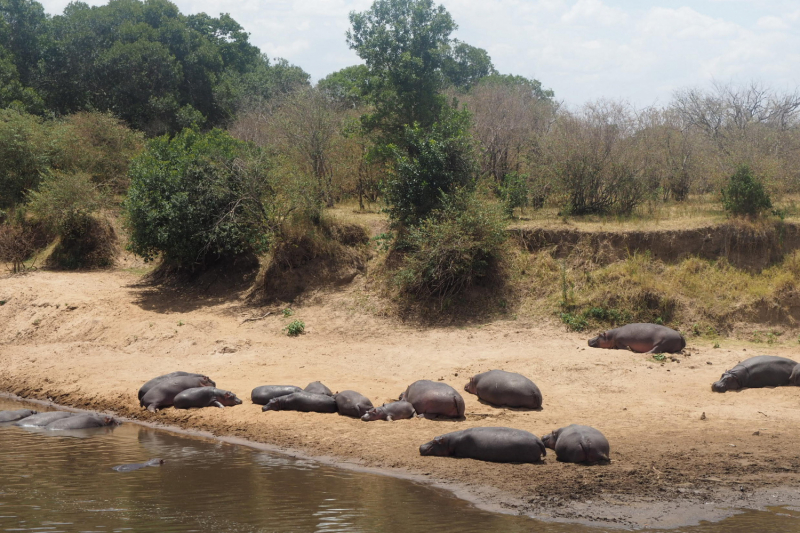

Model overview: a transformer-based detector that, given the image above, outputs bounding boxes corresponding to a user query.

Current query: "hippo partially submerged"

[0,409,37,422]
[46,413,118,430]
[304,381,333,396]
[141,375,216,412]
[263,391,338,413]
[174,388,243,409]
[588,323,685,354]
[541,424,610,464]
[400,380,465,419]
[14,411,75,427]
[112,458,164,472]
[361,401,416,422]
[464,370,542,409]
[712,355,800,392]
[334,390,373,418]
[251,385,303,405]
[420,427,546,463]
[138,372,215,402]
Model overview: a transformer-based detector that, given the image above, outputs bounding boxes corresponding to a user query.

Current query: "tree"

[442,40,495,90]
[721,164,772,217]
[0,0,48,88]
[318,64,370,108]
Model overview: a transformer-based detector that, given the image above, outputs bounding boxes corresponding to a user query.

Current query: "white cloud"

[561,0,628,26]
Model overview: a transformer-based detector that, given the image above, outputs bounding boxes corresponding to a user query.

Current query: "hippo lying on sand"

[113,458,164,472]
[15,411,75,427]
[361,401,416,422]
[712,356,800,392]
[334,390,373,418]
[263,391,338,413]
[420,427,546,463]
[400,380,465,419]
[588,323,685,353]
[464,370,542,409]
[141,375,216,412]
[174,388,242,409]
[251,385,302,405]
[0,409,37,422]
[304,381,333,396]
[138,372,215,403]
[541,424,610,464]
[46,413,118,430]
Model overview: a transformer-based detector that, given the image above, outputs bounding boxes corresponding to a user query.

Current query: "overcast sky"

[37,0,800,107]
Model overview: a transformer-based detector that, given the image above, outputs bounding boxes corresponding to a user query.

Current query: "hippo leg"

[386,415,394,422]
[212,401,224,408]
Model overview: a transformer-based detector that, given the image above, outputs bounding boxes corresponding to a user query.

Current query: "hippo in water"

[15,411,75,427]
[333,390,374,418]
[174,388,243,409]
[464,370,542,409]
[141,375,216,412]
[541,424,610,465]
[263,391,338,413]
[304,381,333,396]
[361,401,416,422]
[588,323,685,354]
[420,427,546,463]
[112,458,164,472]
[46,413,118,430]
[0,409,37,422]
[138,372,215,403]
[400,380,465,419]
[712,355,800,392]
[251,385,303,405]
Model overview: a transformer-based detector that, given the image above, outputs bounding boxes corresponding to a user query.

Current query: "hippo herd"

[0,409,119,429]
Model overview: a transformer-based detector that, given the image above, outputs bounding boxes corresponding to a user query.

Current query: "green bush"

[27,171,105,235]
[0,109,54,208]
[394,188,507,299]
[721,165,772,216]
[498,172,529,216]
[284,319,305,336]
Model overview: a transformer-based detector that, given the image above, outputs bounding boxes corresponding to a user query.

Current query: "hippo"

[251,385,303,405]
[400,380,465,419]
[0,409,37,422]
[712,355,800,392]
[140,375,216,412]
[174,387,243,409]
[419,427,546,463]
[112,458,164,472]
[464,370,542,409]
[334,390,374,418]
[541,424,610,464]
[15,411,75,427]
[304,381,333,396]
[46,413,118,430]
[361,401,416,422]
[138,372,215,403]
[263,391,338,413]
[588,323,685,353]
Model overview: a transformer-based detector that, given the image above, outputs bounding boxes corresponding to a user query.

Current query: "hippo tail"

[679,334,686,351]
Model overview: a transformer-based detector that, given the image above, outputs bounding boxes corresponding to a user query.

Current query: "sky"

[36,0,800,108]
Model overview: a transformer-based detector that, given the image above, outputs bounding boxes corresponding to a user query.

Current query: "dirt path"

[2,269,800,528]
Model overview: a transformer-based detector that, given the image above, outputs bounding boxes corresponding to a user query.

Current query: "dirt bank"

[2,269,800,528]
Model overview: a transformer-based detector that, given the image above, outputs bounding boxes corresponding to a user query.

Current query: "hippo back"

[402,380,465,418]
[735,355,799,388]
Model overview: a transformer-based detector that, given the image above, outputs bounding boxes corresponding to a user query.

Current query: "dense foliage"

[721,165,772,217]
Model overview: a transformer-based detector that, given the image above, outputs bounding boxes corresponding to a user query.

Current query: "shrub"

[498,172,529,217]
[0,222,39,273]
[284,319,305,336]
[0,109,53,208]
[394,188,507,299]
[721,165,772,217]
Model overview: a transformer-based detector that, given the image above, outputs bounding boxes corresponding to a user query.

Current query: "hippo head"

[540,431,557,450]
[588,332,612,349]
[103,416,120,426]
[220,391,242,407]
[711,372,740,393]
[419,436,449,457]
[464,378,478,395]
[361,407,384,422]
[200,376,216,387]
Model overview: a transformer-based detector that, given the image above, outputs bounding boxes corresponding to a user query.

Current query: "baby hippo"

[141,375,216,412]
[400,380,465,419]
[174,388,243,409]
[361,401,416,422]
[46,413,119,430]
[420,427,546,463]
[334,390,373,418]
[0,409,38,422]
[588,323,685,353]
[304,381,333,396]
[541,424,610,465]
[263,391,338,413]
[464,370,542,409]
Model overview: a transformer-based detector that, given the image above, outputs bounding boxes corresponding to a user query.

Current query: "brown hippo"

[588,323,685,353]
[141,375,216,412]
[45,413,118,430]
[333,390,374,418]
[541,424,610,464]
[138,372,215,403]
[712,355,800,392]
[420,427,546,463]
[400,380,465,419]
[304,381,333,396]
[251,385,303,405]
[361,401,416,422]
[15,411,75,427]
[0,409,37,422]
[174,388,243,409]
[262,391,338,413]
[464,370,542,409]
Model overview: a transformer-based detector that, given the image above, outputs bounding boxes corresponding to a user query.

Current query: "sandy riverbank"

[2,269,800,528]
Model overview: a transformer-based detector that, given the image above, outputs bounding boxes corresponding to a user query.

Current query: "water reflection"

[1,398,799,532]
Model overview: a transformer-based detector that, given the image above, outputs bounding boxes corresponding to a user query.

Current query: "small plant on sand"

[282,308,294,317]
[652,353,666,362]
[177,320,184,327]
[284,319,305,336]
[713,342,720,349]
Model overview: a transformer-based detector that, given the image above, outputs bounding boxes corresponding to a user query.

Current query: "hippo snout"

[711,380,726,393]
[419,442,434,456]
[588,336,599,348]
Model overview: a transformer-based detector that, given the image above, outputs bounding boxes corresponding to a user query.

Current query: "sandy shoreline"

[3,269,800,529]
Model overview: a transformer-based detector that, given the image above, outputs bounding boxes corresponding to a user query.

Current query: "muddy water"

[1,399,798,533]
